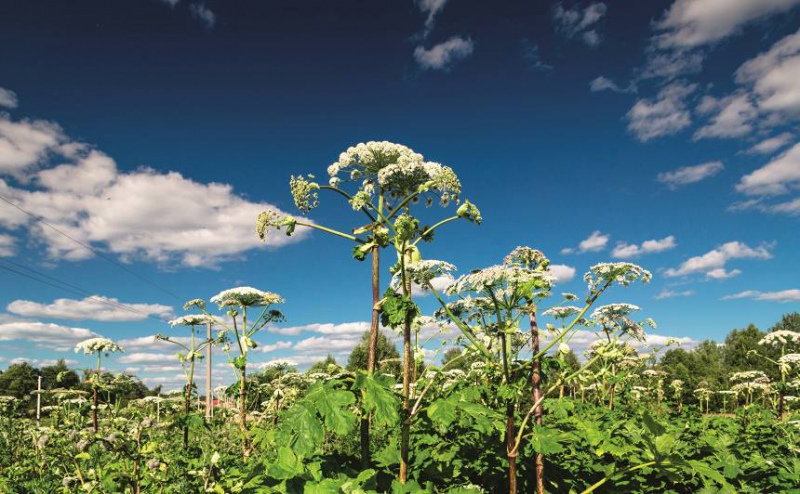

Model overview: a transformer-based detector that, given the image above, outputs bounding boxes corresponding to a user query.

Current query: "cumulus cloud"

[736,27,800,117]
[561,230,610,254]
[612,236,677,259]
[664,241,772,278]
[547,264,576,283]
[0,110,308,268]
[655,289,694,300]
[639,51,704,81]
[722,289,800,302]
[747,132,794,154]
[693,92,758,140]
[589,76,635,93]
[414,36,474,71]
[0,114,67,176]
[293,336,360,353]
[657,161,724,189]
[737,142,800,196]
[415,0,449,36]
[7,296,174,322]
[553,2,608,47]
[189,3,216,29]
[0,234,15,257]
[260,341,293,353]
[0,87,18,109]
[627,81,697,141]
[268,321,370,337]
[653,0,800,49]
[10,357,79,367]
[0,321,99,348]
[118,352,176,364]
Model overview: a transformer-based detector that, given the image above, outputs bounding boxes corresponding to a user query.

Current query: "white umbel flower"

[210,286,284,308]
[168,315,216,327]
[74,337,123,356]
[759,330,800,348]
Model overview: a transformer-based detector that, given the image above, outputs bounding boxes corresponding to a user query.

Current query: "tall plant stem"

[529,307,544,494]
[92,354,100,433]
[361,244,381,469]
[399,244,412,484]
[501,332,517,494]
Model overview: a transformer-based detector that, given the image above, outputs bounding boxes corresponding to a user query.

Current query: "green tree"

[723,324,776,378]
[0,362,38,402]
[39,359,80,390]
[347,330,401,377]
[308,354,339,374]
[770,312,800,333]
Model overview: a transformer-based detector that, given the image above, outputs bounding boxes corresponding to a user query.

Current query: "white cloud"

[10,357,79,367]
[693,92,758,139]
[737,142,800,196]
[653,0,800,49]
[655,289,694,300]
[415,0,449,36]
[521,40,553,71]
[0,127,308,267]
[414,36,474,71]
[189,3,216,29]
[664,241,772,278]
[553,2,607,47]
[589,76,635,93]
[118,352,176,364]
[657,161,724,189]
[705,268,741,280]
[547,264,576,283]
[0,114,66,176]
[736,27,800,117]
[639,50,704,81]
[722,289,800,302]
[259,341,293,353]
[293,336,359,353]
[576,230,609,253]
[7,296,174,322]
[0,234,15,257]
[627,81,697,141]
[612,236,677,259]
[747,132,794,154]
[268,321,370,336]
[0,88,18,109]
[561,231,609,255]
[0,321,98,347]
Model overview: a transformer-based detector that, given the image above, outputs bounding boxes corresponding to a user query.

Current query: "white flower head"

[168,315,216,327]
[210,287,284,308]
[75,337,123,356]
[542,306,583,320]
[584,262,652,293]
[759,330,800,348]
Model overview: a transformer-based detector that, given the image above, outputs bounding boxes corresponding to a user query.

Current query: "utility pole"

[36,374,42,427]
[206,321,212,420]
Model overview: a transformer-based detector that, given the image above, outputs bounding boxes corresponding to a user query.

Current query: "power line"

[0,258,164,320]
[0,260,171,323]
[0,193,184,302]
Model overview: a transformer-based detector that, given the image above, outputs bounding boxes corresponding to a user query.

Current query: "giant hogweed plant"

[255,141,481,480]
[747,330,800,418]
[183,287,285,456]
[409,249,652,493]
[74,337,123,433]
[155,314,218,449]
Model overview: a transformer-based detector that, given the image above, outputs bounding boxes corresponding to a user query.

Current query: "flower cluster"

[255,209,298,242]
[401,260,457,289]
[583,262,652,293]
[730,370,768,382]
[74,337,123,356]
[542,306,583,320]
[446,265,555,296]
[168,315,216,327]
[759,330,800,348]
[210,286,284,308]
[289,175,320,213]
[504,246,549,269]
[591,304,647,341]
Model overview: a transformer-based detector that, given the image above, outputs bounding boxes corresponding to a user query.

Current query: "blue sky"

[1,0,799,389]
